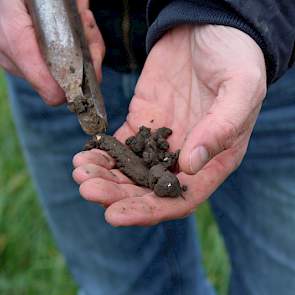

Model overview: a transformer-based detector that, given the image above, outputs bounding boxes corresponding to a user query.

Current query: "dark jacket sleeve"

[146,0,295,84]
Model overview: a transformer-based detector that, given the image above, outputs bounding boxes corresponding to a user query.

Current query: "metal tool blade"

[27,0,108,135]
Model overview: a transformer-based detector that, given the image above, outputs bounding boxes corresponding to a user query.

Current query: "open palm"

[73,25,267,226]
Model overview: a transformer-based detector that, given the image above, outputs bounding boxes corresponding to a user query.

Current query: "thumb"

[178,79,265,175]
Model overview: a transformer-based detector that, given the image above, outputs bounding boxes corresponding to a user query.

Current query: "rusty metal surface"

[26,0,107,134]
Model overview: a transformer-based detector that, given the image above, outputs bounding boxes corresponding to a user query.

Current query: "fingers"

[0,0,104,105]
[80,178,149,207]
[0,52,22,77]
[105,192,194,227]
[179,78,265,174]
[73,149,115,169]
[103,172,198,227]
[73,163,133,184]
[72,139,244,227]
[79,7,105,81]
[77,0,89,11]
[72,147,149,207]
[76,151,237,227]
[73,164,118,184]
[0,1,64,105]
[104,149,241,227]
[12,26,65,105]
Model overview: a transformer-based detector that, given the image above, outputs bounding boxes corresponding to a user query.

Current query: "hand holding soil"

[84,127,185,198]
[73,25,267,226]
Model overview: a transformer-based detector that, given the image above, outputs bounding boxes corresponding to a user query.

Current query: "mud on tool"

[26,0,108,135]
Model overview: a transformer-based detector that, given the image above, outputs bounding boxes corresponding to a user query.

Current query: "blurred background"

[0,70,229,295]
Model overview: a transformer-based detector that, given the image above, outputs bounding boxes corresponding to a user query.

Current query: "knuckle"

[82,9,95,28]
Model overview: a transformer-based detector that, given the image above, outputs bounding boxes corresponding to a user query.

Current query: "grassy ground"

[0,71,229,295]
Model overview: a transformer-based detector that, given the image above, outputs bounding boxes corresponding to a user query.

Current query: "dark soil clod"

[84,126,187,198]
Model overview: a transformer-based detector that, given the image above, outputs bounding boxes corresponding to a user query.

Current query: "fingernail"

[190,146,209,173]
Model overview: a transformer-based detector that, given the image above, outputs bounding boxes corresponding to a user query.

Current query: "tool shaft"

[27,0,107,134]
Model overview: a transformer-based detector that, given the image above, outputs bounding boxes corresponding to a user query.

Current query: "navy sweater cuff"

[146,0,273,83]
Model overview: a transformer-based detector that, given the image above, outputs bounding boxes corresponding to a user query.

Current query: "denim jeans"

[6,66,295,295]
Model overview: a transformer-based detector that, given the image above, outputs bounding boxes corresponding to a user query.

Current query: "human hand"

[0,0,104,105]
[73,25,267,226]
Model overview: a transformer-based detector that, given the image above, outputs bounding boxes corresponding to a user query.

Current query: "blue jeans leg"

[210,68,295,295]
[6,66,213,295]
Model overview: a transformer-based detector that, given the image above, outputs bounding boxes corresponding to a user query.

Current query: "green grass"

[0,71,229,294]
[197,203,230,294]
[0,72,77,295]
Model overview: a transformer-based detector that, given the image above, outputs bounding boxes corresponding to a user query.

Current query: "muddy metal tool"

[26,0,108,135]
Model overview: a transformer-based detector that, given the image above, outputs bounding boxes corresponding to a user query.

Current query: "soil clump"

[84,126,187,198]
